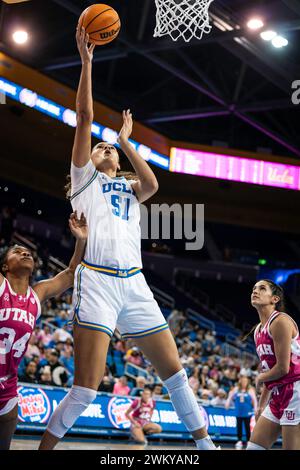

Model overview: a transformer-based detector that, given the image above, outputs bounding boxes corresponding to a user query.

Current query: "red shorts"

[131,418,150,429]
[0,374,18,416]
[262,380,300,425]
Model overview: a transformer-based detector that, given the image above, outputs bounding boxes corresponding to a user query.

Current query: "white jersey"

[70,160,142,269]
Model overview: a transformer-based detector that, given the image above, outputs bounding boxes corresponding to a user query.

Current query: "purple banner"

[170,148,300,191]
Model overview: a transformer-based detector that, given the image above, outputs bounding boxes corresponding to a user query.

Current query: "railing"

[225,332,241,344]
[124,362,161,383]
[221,342,242,358]
[220,342,257,365]
[12,231,67,275]
[150,285,175,309]
[12,231,37,251]
[186,308,215,330]
[242,351,258,366]
[215,304,236,326]
[48,256,67,273]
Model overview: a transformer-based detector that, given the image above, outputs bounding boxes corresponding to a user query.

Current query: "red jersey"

[0,278,41,405]
[254,310,300,390]
[131,397,155,425]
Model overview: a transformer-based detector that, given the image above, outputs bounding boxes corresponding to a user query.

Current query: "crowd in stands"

[0,207,260,407]
[16,294,259,405]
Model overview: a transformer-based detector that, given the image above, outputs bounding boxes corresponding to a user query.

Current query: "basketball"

[78,4,121,46]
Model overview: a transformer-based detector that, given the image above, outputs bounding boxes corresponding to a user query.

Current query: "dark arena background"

[0,0,300,459]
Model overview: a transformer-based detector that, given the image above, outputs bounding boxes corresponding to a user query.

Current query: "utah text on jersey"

[0,308,35,329]
[257,343,275,357]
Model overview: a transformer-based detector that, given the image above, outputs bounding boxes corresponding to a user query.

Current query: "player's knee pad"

[47,385,97,439]
[163,369,205,432]
[246,441,266,450]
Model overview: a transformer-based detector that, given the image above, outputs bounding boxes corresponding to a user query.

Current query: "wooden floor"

[11,436,199,451]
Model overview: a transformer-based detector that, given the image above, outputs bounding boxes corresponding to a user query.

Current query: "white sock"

[195,436,217,450]
[246,441,266,450]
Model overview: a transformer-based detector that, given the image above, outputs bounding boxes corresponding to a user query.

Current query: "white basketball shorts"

[262,380,300,426]
[68,261,169,339]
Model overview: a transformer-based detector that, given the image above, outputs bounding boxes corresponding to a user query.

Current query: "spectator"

[19,361,38,384]
[200,389,212,402]
[125,347,143,367]
[239,362,252,378]
[200,365,210,389]
[39,366,54,386]
[188,366,200,396]
[38,324,53,347]
[46,350,68,387]
[219,368,234,392]
[152,383,164,400]
[130,376,147,397]
[60,346,75,376]
[225,376,257,450]
[52,324,73,344]
[114,339,127,354]
[98,366,115,393]
[211,389,227,407]
[113,376,130,396]
[167,309,185,333]
[25,335,41,360]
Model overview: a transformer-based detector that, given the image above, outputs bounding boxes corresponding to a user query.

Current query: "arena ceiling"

[0,0,299,158]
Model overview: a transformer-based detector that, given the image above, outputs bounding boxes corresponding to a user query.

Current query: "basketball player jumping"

[247,280,300,450]
[0,212,88,450]
[38,26,217,450]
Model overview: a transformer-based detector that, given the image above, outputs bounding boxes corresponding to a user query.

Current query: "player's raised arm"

[72,26,95,168]
[117,110,159,203]
[33,212,88,302]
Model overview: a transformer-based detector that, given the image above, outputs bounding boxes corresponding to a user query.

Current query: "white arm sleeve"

[70,160,96,192]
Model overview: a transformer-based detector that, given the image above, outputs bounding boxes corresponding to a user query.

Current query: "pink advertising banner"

[170,148,300,191]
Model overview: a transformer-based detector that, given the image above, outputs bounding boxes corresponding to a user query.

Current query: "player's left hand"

[118,109,133,144]
[69,211,88,241]
[255,374,264,390]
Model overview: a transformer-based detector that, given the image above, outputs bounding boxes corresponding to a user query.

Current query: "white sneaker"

[235,440,243,450]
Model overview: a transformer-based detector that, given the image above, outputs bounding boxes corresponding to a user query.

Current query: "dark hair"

[0,245,32,276]
[0,244,35,277]
[143,385,153,393]
[64,171,138,200]
[0,246,11,275]
[243,279,286,341]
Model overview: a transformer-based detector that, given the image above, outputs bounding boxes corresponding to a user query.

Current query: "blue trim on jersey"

[122,323,169,339]
[81,260,141,278]
[68,314,113,337]
[74,265,84,315]
[70,169,98,201]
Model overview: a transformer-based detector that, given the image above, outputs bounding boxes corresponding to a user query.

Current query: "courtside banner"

[16,383,249,439]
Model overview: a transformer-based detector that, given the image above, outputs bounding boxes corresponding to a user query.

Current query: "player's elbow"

[147,179,159,195]
[76,110,94,125]
[277,363,290,376]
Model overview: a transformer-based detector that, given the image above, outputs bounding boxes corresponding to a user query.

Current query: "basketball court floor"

[11,436,227,450]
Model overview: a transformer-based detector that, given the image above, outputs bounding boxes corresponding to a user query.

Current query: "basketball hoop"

[154,0,214,42]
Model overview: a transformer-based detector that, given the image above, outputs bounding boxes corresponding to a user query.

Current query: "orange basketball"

[78,4,121,46]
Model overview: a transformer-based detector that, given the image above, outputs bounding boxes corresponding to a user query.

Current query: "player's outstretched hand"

[118,109,133,145]
[69,211,88,241]
[76,25,95,64]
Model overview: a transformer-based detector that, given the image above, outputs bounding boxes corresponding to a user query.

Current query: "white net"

[154,0,214,42]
